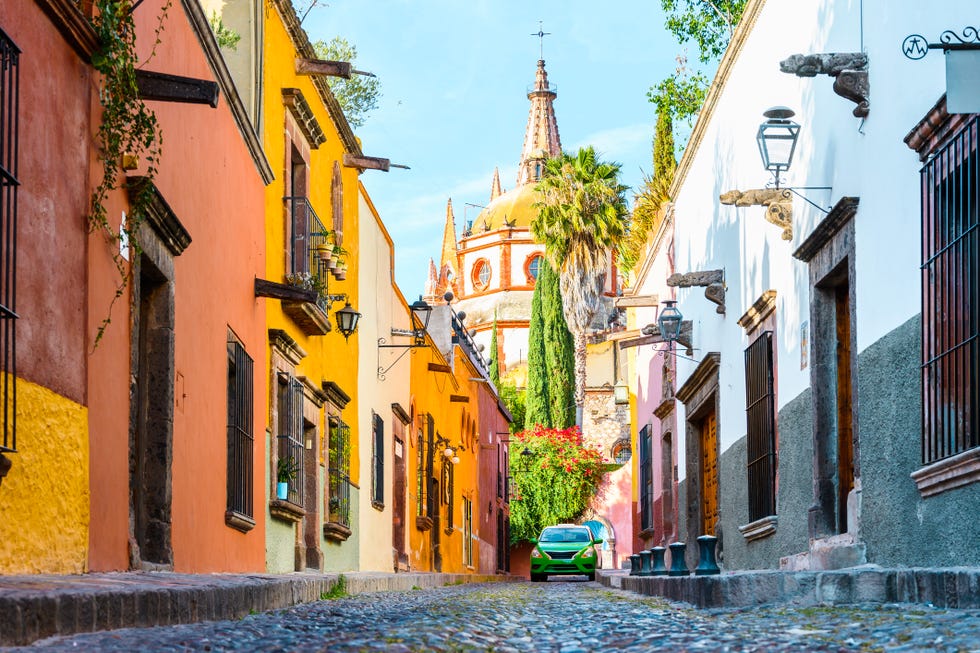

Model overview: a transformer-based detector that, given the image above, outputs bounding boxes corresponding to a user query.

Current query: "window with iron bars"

[328,417,352,528]
[371,412,384,508]
[0,29,19,457]
[921,114,979,465]
[227,338,254,524]
[277,374,305,506]
[639,424,653,531]
[442,455,454,533]
[744,331,777,522]
[416,414,433,517]
[463,496,473,567]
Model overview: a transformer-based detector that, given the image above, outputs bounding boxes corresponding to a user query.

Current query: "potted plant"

[276,455,298,500]
[317,230,337,263]
[334,257,348,281]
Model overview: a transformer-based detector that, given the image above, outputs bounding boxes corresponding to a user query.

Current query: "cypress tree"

[488,310,500,387]
[524,268,550,429]
[542,261,575,428]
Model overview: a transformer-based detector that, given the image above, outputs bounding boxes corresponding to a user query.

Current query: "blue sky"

[303,2,681,297]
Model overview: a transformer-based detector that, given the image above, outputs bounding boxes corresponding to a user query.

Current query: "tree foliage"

[509,425,607,543]
[660,0,748,63]
[499,382,526,435]
[313,37,381,129]
[524,273,550,429]
[488,311,500,388]
[541,262,575,428]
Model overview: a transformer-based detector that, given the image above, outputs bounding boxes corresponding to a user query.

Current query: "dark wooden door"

[700,410,719,537]
[835,282,854,533]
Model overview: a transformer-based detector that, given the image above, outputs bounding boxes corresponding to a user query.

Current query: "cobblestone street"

[13,579,980,652]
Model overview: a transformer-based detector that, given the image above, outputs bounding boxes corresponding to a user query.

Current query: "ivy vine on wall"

[88,0,170,346]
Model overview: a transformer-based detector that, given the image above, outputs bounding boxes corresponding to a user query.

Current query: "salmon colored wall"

[88,0,269,572]
[0,1,93,574]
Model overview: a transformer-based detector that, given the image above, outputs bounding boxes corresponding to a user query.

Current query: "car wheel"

[530,573,545,582]
[586,572,596,582]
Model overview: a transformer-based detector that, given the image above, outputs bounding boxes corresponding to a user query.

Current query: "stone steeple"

[439,198,459,280]
[516,59,562,187]
[490,167,503,201]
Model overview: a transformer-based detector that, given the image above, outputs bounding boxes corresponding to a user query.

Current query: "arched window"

[611,438,631,464]
[526,254,543,284]
[472,259,491,291]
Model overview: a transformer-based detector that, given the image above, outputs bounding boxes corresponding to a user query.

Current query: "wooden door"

[700,410,719,537]
[835,282,854,533]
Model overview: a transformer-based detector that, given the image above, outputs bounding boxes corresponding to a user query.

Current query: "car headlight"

[580,547,595,558]
[531,548,543,558]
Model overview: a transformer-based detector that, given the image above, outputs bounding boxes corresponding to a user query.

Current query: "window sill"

[738,515,778,542]
[324,520,352,542]
[911,447,980,497]
[225,510,256,533]
[270,499,306,523]
[372,500,385,512]
[415,515,433,532]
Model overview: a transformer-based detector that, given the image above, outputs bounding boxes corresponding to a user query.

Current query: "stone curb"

[0,571,510,647]
[598,567,980,609]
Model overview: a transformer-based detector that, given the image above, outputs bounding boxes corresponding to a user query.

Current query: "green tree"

[488,311,500,388]
[499,382,526,435]
[313,37,381,129]
[541,261,575,428]
[660,0,748,63]
[524,272,550,429]
[509,425,606,543]
[532,146,629,427]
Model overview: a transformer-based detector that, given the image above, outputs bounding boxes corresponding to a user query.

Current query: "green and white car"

[529,524,603,582]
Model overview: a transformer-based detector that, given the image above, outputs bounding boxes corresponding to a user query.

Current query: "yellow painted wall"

[0,377,89,574]
[262,0,361,571]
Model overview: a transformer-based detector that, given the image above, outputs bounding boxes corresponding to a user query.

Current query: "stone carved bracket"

[720,189,793,241]
[780,52,869,118]
[666,270,726,315]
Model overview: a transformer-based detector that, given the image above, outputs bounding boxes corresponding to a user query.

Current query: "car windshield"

[539,527,591,543]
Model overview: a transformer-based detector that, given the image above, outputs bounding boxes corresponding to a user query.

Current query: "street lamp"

[409,296,433,346]
[756,106,800,188]
[335,302,361,341]
[657,300,683,346]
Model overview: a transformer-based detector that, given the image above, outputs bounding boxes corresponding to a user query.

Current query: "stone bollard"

[695,535,721,575]
[638,549,653,576]
[667,542,689,576]
[650,546,668,575]
[628,554,641,576]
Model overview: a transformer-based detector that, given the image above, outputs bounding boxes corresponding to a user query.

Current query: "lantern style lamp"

[614,380,629,405]
[657,300,683,346]
[756,106,800,188]
[410,297,433,346]
[335,302,361,341]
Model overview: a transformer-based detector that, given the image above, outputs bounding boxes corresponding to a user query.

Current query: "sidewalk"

[0,570,510,647]
[598,565,980,609]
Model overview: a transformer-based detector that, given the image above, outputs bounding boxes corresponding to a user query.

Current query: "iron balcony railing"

[451,310,490,377]
[284,196,333,312]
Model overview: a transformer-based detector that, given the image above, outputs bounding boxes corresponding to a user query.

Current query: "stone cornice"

[669,0,768,198]
[268,328,307,365]
[322,380,351,409]
[904,95,971,162]
[126,177,192,256]
[282,88,326,149]
[737,290,777,333]
[392,403,412,425]
[35,0,98,60]
[180,0,274,184]
[792,197,859,262]
[269,0,362,156]
[297,376,328,406]
[653,397,675,420]
[675,352,721,404]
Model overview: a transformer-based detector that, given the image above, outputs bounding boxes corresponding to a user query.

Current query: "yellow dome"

[471,183,539,232]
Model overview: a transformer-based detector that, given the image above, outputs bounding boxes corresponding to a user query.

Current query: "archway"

[582,517,615,569]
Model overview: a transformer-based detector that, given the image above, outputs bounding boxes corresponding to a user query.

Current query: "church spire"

[490,167,502,201]
[439,198,459,279]
[516,59,561,186]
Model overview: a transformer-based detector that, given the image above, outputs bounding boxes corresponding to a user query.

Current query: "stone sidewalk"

[599,565,980,609]
[0,570,508,647]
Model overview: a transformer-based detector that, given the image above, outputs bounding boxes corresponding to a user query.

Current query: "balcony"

[281,197,341,336]
[451,310,490,378]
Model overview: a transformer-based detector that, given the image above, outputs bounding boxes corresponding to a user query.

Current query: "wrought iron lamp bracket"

[903,27,980,60]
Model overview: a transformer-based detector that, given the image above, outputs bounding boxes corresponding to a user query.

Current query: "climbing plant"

[509,425,606,543]
[89,0,169,345]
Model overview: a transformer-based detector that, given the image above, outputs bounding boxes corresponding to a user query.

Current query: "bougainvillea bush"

[509,425,607,543]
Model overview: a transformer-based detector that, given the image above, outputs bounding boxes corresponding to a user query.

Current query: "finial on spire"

[531,21,551,60]
[490,167,502,201]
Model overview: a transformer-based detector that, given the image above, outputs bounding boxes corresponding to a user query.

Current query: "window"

[371,412,384,508]
[277,375,305,505]
[0,29,19,457]
[744,331,777,522]
[921,114,979,464]
[226,337,254,528]
[472,259,491,291]
[416,414,433,517]
[442,452,454,532]
[463,497,473,567]
[638,424,653,531]
[328,417,352,527]
[611,438,631,464]
[526,254,543,283]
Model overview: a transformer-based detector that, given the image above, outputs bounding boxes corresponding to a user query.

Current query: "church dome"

[471,182,540,232]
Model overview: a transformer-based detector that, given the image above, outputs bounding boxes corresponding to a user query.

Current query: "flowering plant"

[509,425,607,543]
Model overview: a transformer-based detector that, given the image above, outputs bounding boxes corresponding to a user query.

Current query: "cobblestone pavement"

[13,578,980,652]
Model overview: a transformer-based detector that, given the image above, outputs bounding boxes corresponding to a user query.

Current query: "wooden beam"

[427,362,452,374]
[450,394,470,403]
[343,153,391,172]
[135,70,219,108]
[255,278,317,303]
[296,57,353,79]
[614,294,659,308]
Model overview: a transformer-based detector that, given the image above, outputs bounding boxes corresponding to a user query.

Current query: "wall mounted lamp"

[325,293,360,341]
[657,300,684,345]
[379,296,433,349]
[756,106,800,188]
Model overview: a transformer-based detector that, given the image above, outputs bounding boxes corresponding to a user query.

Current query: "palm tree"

[531,146,629,426]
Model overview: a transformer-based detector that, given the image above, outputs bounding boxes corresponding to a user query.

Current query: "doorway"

[700,410,719,537]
